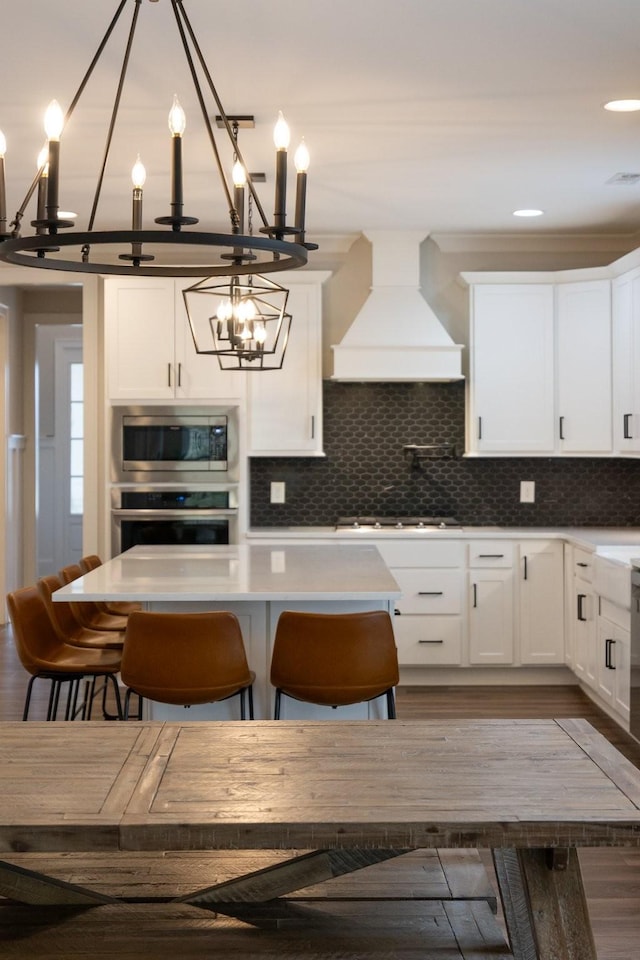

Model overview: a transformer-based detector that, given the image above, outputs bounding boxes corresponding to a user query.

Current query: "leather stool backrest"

[121,609,253,706]
[270,609,399,707]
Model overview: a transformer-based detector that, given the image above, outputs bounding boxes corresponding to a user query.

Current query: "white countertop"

[53,544,402,603]
[247,526,640,567]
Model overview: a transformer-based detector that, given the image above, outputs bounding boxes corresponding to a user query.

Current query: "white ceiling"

[3,0,640,256]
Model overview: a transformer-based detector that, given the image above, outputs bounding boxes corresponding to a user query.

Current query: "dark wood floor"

[2,626,640,958]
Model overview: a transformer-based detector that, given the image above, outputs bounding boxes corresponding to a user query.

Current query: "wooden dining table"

[2,717,640,959]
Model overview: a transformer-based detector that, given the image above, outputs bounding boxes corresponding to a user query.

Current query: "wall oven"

[111,406,238,483]
[111,487,238,554]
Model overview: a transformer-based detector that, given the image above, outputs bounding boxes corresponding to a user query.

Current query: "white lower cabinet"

[518,540,565,664]
[593,556,631,726]
[468,568,514,665]
[572,582,597,687]
[360,537,566,670]
[468,542,514,665]
[373,540,464,667]
[393,615,463,666]
[596,604,630,725]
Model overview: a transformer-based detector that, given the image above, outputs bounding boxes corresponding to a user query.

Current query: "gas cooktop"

[335,516,462,531]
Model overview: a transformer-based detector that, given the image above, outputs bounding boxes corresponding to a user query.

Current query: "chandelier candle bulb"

[44,100,64,225]
[168,96,186,221]
[232,160,246,235]
[131,155,146,229]
[0,129,6,233]
[273,111,290,232]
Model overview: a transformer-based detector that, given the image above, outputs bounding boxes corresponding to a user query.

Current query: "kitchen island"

[54,543,401,720]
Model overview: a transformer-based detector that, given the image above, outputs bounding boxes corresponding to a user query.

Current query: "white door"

[613,269,640,454]
[556,280,612,454]
[468,569,514,664]
[36,332,83,576]
[518,541,565,664]
[470,284,555,454]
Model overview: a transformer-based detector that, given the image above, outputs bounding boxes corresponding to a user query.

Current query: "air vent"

[607,172,640,185]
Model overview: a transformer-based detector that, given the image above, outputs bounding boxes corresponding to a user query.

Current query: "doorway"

[35,325,83,577]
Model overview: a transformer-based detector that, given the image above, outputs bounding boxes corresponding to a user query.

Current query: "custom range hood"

[331,230,463,381]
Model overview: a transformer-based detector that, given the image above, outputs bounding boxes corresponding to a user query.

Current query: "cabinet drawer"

[594,556,629,608]
[573,547,594,582]
[468,541,514,567]
[393,569,462,614]
[393,615,462,666]
[373,540,464,568]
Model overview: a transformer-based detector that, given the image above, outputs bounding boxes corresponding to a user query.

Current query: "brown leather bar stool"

[37,574,124,651]
[270,610,399,719]
[6,586,123,721]
[120,610,255,720]
[59,563,128,632]
[79,555,143,617]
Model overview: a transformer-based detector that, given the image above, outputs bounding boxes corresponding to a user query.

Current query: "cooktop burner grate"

[335,516,462,530]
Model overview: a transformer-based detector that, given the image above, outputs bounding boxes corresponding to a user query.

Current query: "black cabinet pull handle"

[394,608,402,616]
[624,413,633,439]
[177,362,182,387]
[311,415,315,440]
[523,556,528,580]
[418,639,444,644]
[576,562,589,568]
[478,416,482,440]
[478,554,504,558]
[605,637,616,669]
[473,583,478,608]
[418,591,444,596]
[577,593,587,622]
[167,362,172,387]
[559,416,565,440]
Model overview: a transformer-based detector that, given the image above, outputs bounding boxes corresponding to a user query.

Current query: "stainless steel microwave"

[111,406,237,482]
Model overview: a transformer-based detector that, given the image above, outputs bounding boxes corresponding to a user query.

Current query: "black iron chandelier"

[0,0,316,280]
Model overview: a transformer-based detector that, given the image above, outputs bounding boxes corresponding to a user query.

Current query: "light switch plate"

[520,480,535,503]
[270,481,286,504]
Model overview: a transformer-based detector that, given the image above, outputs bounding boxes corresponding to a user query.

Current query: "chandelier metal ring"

[0,230,313,277]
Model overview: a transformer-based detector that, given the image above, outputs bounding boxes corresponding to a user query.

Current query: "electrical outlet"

[520,480,535,503]
[270,481,286,504]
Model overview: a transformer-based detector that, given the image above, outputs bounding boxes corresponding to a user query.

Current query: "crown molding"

[429,232,640,255]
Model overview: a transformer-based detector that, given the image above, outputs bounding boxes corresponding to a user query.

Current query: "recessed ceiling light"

[604,99,640,112]
[513,209,544,218]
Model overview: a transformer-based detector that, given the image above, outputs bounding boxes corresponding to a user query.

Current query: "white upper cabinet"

[247,274,329,456]
[466,277,613,456]
[556,280,612,454]
[613,267,640,455]
[105,278,177,401]
[105,277,246,402]
[469,283,555,454]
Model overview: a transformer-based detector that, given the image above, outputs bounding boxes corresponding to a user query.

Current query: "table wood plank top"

[2,718,640,855]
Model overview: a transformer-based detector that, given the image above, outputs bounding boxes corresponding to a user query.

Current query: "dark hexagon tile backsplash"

[250,381,640,527]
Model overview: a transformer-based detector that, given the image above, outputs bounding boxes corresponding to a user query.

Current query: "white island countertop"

[53,544,402,603]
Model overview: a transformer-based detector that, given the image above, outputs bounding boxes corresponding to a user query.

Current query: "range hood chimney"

[331,230,464,382]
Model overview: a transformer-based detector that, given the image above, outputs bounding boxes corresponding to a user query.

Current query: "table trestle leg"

[0,859,116,907]
[178,848,410,910]
[493,847,597,960]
